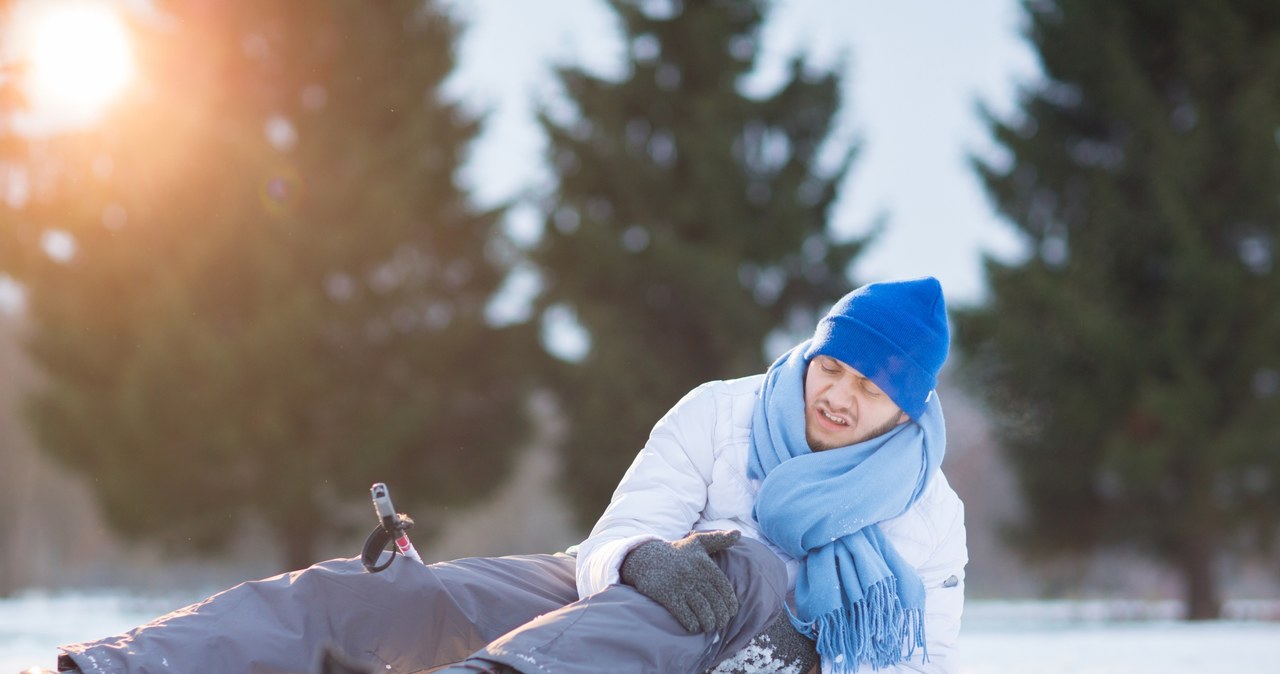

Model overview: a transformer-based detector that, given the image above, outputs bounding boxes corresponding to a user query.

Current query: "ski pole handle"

[370,482,424,564]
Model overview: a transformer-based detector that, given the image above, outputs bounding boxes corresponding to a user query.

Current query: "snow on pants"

[60,536,789,674]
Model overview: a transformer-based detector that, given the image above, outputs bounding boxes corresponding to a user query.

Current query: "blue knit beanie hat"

[802,276,950,419]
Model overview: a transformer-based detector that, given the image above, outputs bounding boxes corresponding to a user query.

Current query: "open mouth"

[818,407,849,427]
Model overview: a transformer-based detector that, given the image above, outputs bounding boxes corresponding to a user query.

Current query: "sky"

[439,0,1043,307]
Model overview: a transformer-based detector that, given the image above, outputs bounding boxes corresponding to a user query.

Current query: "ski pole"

[371,482,423,563]
[361,482,424,572]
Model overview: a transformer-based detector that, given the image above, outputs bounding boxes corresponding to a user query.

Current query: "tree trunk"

[278,508,320,572]
[282,531,318,573]
[1180,536,1222,620]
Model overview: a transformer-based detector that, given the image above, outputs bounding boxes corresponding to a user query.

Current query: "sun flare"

[19,1,135,117]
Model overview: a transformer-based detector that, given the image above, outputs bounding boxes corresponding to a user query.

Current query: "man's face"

[804,355,909,452]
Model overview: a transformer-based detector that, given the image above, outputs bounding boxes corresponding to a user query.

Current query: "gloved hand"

[704,611,818,674]
[619,529,741,633]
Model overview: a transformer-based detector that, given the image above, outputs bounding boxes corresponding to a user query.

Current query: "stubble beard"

[806,412,905,453]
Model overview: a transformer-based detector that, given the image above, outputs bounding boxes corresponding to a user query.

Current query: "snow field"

[3,593,1278,673]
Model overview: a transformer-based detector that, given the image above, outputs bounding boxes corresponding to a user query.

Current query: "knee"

[719,536,788,617]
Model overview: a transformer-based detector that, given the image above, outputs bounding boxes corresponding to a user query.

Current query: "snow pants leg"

[59,537,787,674]
[477,537,788,674]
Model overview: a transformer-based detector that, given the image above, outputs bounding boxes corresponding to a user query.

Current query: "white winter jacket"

[574,374,968,673]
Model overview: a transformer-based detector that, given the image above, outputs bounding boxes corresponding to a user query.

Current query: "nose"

[828,375,861,413]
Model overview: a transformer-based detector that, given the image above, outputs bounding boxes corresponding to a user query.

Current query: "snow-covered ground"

[959,601,1280,674]
[3,591,1278,673]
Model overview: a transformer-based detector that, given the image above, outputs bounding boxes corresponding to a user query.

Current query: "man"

[54,276,966,674]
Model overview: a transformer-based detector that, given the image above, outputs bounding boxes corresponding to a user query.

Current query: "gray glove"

[705,611,819,674]
[619,529,742,633]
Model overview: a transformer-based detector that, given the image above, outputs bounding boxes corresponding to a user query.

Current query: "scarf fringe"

[799,577,928,673]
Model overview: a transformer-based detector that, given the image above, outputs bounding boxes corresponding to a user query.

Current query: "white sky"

[441,0,1043,307]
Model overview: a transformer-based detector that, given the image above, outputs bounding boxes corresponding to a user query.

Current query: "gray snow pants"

[60,537,788,674]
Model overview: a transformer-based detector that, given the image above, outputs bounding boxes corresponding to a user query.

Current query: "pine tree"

[534,0,864,525]
[0,0,25,598]
[957,0,1280,618]
[1,1,537,570]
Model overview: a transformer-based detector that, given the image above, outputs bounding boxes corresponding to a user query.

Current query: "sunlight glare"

[23,1,134,117]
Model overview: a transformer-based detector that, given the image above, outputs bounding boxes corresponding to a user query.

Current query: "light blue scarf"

[748,342,945,672]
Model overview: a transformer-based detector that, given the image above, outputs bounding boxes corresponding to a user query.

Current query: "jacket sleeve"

[573,382,721,598]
